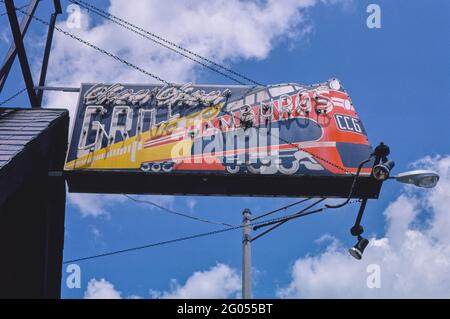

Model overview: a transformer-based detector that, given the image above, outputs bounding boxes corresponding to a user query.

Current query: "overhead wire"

[68,0,248,85]
[0,3,28,17]
[63,199,361,264]
[251,197,312,221]
[67,0,263,86]
[253,198,326,231]
[0,87,27,106]
[123,194,235,227]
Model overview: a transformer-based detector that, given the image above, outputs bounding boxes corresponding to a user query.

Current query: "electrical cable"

[0,87,26,106]
[62,225,241,264]
[253,197,325,230]
[62,199,360,264]
[123,194,235,227]
[0,3,28,17]
[251,197,312,221]
[325,156,373,208]
[68,0,249,85]
[68,0,263,86]
[13,6,173,86]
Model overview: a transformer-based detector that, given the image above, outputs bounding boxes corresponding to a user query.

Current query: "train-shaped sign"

[65,80,381,198]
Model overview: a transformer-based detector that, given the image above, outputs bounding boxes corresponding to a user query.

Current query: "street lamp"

[392,169,440,188]
[346,144,441,260]
[239,144,442,295]
[347,169,440,261]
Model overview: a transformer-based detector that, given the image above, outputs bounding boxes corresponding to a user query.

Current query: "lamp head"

[395,170,440,188]
[372,160,395,181]
[349,236,369,260]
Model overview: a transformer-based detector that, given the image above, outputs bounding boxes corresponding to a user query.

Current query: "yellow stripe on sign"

[64,105,220,170]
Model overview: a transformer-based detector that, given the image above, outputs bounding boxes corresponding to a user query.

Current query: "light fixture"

[328,79,341,90]
[372,160,395,181]
[348,236,369,260]
[394,169,440,188]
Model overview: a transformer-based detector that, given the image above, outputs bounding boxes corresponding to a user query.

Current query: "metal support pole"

[350,198,368,236]
[5,0,39,107]
[242,208,252,299]
[0,0,39,93]
[37,1,61,106]
[37,13,57,105]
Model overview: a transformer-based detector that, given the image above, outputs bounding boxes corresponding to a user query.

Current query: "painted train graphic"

[65,80,373,177]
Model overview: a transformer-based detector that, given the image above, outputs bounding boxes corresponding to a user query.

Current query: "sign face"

[65,80,378,197]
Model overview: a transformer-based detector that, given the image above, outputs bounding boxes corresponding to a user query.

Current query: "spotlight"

[348,236,369,260]
[372,160,395,181]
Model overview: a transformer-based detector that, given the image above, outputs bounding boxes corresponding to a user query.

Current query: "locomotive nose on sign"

[64,80,381,198]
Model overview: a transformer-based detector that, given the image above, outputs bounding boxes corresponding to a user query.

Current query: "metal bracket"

[48,171,63,177]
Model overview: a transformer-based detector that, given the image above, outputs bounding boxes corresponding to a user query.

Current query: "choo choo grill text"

[75,82,353,159]
[83,83,229,108]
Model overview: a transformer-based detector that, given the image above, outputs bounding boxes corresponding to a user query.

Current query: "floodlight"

[348,236,369,260]
[372,160,395,181]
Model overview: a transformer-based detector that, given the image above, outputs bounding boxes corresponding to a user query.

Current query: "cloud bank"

[84,263,241,299]
[84,278,122,299]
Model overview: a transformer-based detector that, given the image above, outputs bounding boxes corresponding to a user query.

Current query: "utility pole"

[242,208,252,299]
[240,198,328,299]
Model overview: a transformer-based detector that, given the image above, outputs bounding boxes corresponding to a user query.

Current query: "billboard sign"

[65,80,380,197]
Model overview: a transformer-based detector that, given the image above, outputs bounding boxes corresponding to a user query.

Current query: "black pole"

[37,9,60,106]
[0,0,39,93]
[5,0,39,107]
[350,198,368,236]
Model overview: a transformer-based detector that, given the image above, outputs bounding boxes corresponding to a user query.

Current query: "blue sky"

[1,0,449,298]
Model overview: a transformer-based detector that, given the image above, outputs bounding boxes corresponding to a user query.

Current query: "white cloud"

[186,198,197,213]
[43,0,345,126]
[151,263,241,299]
[89,225,102,239]
[278,155,450,298]
[83,263,240,299]
[413,156,450,243]
[67,193,126,218]
[84,278,122,299]
[67,192,175,218]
